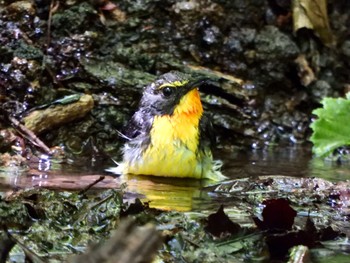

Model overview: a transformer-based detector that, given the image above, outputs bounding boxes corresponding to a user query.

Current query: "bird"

[108,71,226,181]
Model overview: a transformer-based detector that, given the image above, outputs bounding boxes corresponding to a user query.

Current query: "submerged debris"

[253,198,297,231]
[0,188,123,261]
[205,205,241,238]
[0,175,349,262]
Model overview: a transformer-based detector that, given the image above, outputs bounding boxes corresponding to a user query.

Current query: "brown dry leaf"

[109,7,126,23]
[295,54,316,86]
[98,1,126,25]
[292,0,334,47]
[187,65,244,85]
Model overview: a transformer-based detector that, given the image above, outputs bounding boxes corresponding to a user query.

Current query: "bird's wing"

[123,109,153,141]
[199,114,216,151]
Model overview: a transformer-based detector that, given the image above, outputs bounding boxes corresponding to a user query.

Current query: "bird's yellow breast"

[123,89,205,178]
[151,89,203,152]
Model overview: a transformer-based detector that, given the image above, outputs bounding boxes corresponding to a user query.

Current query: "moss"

[51,2,97,35]
[13,40,44,60]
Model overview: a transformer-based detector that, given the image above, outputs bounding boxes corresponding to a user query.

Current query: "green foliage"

[3,189,123,261]
[310,95,350,156]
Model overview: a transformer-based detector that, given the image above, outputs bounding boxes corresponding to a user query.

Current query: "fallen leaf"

[292,0,334,47]
[254,198,297,231]
[120,198,146,217]
[205,205,241,237]
[295,54,316,87]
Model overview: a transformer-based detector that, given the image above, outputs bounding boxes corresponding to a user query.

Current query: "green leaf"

[310,97,350,157]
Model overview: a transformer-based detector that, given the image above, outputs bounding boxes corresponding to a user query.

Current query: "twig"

[72,192,115,225]
[44,64,59,84]
[88,193,114,211]
[184,237,200,248]
[78,176,105,195]
[47,0,60,49]
[9,116,52,155]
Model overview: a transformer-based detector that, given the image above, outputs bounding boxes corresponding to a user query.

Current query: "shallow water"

[219,146,350,181]
[1,146,350,211]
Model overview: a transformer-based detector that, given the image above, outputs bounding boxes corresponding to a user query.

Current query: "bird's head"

[139,72,206,117]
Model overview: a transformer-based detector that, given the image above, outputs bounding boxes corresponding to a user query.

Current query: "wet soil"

[0,1,350,262]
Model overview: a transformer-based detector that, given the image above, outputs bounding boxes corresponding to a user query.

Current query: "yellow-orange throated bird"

[110,72,226,181]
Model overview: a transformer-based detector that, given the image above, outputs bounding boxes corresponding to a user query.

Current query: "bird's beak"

[187,78,210,91]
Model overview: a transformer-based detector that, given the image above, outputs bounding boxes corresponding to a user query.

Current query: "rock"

[23,94,94,134]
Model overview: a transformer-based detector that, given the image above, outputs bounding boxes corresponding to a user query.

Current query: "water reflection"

[124,175,212,211]
[310,157,350,181]
[0,166,211,211]
[218,146,313,178]
[1,146,350,211]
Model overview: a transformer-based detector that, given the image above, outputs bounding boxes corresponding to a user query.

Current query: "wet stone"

[341,40,350,58]
[255,25,299,60]
[311,80,333,103]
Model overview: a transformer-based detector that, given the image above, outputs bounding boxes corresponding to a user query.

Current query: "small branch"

[79,176,105,196]
[88,193,114,211]
[47,0,60,49]
[9,116,52,155]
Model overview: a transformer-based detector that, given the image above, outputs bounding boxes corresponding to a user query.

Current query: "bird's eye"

[162,86,173,97]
